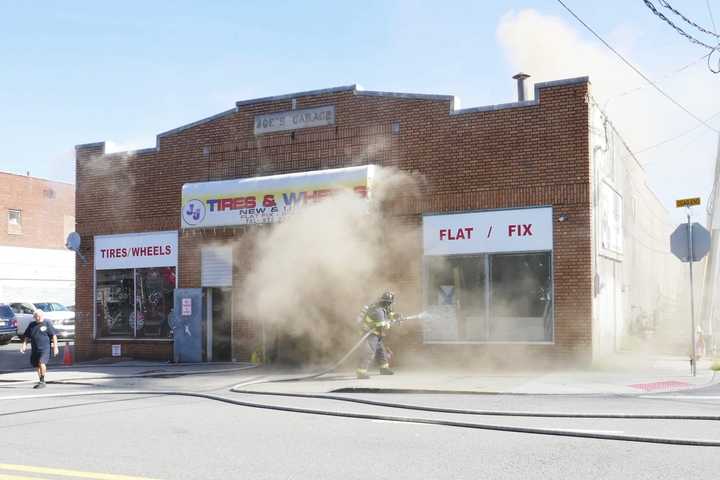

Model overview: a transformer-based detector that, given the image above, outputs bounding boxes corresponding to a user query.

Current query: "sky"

[1,0,718,224]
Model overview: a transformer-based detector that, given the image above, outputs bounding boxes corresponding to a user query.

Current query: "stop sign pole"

[687,211,697,377]
[672,197,708,376]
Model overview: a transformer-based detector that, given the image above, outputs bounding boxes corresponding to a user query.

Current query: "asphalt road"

[1,372,720,479]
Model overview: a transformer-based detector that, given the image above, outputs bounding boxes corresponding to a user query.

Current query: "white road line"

[0,391,122,401]
[640,395,720,400]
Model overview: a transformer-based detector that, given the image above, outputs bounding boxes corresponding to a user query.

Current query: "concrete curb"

[323,372,720,397]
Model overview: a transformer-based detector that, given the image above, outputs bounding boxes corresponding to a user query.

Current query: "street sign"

[676,197,701,208]
[670,223,711,262]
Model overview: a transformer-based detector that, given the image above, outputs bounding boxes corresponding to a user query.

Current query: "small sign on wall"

[111,344,121,357]
[254,105,335,135]
[181,298,192,316]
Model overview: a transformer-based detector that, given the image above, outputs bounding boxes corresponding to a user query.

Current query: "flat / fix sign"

[676,197,701,208]
[423,207,553,256]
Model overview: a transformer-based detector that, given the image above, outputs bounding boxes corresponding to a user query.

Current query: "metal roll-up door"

[201,246,233,287]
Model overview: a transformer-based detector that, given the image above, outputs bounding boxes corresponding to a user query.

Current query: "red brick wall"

[0,172,75,249]
[75,79,592,363]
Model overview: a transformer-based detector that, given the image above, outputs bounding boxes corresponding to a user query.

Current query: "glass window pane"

[489,253,552,341]
[425,255,487,341]
[134,267,175,338]
[96,269,134,337]
[0,305,13,319]
[7,209,21,235]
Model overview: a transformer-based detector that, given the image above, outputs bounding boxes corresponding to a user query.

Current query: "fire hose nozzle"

[397,312,430,323]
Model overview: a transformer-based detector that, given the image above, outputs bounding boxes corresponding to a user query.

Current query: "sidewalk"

[237,355,719,395]
[0,355,716,395]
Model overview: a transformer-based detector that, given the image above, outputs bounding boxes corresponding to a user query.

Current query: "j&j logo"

[183,200,206,225]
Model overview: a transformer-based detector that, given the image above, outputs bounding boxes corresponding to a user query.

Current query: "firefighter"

[356,291,401,379]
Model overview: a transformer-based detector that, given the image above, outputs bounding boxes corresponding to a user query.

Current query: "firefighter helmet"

[379,291,395,306]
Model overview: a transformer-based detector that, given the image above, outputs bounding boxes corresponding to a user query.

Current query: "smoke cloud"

[238,167,423,364]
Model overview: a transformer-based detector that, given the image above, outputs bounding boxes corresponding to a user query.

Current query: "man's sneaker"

[33,382,46,389]
[356,370,370,380]
[379,367,394,375]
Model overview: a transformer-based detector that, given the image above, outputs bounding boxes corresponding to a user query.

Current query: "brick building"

[0,172,75,305]
[74,75,668,364]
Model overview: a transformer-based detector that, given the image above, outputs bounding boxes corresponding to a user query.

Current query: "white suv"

[12,302,75,340]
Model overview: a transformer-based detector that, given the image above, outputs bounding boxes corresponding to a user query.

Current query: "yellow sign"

[676,197,701,208]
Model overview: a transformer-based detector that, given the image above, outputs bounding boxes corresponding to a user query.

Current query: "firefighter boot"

[356,369,370,379]
[379,364,394,375]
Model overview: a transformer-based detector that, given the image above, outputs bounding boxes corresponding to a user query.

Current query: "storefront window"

[135,267,175,338]
[490,253,552,342]
[426,255,487,341]
[96,269,134,337]
[95,267,175,338]
[424,252,552,343]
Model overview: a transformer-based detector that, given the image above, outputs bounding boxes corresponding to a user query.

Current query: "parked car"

[9,302,37,338]
[0,304,18,345]
[32,302,75,340]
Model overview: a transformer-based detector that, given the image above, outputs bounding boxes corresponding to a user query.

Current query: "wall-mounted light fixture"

[558,214,569,222]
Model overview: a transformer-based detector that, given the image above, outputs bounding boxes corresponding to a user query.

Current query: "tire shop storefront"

[74,76,594,363]
[93,231,178,342]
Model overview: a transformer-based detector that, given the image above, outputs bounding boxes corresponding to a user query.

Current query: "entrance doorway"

[207,288,232,362]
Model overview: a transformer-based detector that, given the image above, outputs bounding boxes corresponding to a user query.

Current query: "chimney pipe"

[512,72,531,102]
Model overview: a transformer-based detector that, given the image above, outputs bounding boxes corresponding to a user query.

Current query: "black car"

[0,304,18,345]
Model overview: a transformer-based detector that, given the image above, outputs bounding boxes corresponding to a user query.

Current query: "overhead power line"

[556,0,720,133]
[707,0,718,35]
[634,109,720,157]
[642,0,717,49]
[659,0,720,39]
[605,52,709,103]
[643,0,720,73]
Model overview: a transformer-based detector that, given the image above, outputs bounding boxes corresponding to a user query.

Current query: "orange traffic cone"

[63,343,73,366]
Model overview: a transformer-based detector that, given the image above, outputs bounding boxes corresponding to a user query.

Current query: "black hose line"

[2,389,719,447]
[228,387,720,421]
[2,332,720,446]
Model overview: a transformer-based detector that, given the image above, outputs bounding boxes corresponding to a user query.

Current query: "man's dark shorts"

[30,350,50,368]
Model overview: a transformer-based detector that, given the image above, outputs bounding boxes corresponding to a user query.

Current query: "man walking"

[20,309,59,389]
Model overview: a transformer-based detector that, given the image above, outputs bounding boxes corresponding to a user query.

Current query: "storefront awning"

[181,165,376,228]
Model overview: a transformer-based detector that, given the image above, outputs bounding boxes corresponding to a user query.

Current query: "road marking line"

[0,464,161,480]
[640,395,720,400]
[0,474,52,480]
[0,391,119,401]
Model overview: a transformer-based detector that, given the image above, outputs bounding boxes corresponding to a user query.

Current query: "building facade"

[701,136,720,354]
[590,104,686,358]
[0,172,75,306]
[74,75,673,364]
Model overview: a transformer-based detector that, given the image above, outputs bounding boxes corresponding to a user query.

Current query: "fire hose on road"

[2,388,720,447]
[2,318,720,447]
